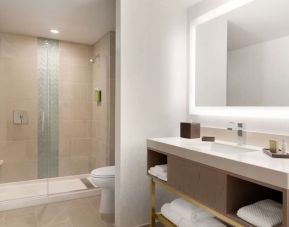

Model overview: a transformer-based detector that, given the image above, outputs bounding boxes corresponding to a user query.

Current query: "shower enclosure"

[0,31,115,206]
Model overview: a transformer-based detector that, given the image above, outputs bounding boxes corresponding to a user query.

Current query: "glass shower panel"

[37,38,59,180]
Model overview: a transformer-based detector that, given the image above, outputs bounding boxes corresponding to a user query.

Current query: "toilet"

[90,166,115,215]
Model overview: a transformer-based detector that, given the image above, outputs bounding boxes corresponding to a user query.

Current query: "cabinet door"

[168,155,200,198]
[197,165,226,213]
[168,155,226,213]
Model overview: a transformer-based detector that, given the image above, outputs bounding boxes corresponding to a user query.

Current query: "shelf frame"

[155,213,176,227]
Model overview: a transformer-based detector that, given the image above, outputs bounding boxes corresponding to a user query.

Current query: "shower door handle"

[41,112,45,132]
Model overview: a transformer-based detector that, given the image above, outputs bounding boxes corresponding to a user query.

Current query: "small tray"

[263,148,289,158]
[201,136,215,142]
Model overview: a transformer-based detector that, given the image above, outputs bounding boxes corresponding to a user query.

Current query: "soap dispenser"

[281,139,288,155]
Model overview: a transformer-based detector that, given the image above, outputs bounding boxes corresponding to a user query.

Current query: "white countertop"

[147,137,289,189]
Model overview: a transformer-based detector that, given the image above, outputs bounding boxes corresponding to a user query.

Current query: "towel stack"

[237,199,282,227]
[161,198,226,227]
[148,164,167,181]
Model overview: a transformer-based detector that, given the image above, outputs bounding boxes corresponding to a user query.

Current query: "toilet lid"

[91,166,115,178]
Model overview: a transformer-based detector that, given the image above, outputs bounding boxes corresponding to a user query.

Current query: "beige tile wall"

[0,33,38,183]
[90,32,115,169]
[58,41,93,176]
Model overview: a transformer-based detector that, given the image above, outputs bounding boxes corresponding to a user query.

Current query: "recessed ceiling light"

[50,29,59,34]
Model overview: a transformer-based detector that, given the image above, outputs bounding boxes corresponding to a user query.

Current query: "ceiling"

[0,0,116,45]
[227,0,289,50]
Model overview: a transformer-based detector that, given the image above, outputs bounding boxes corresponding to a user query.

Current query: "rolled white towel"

[191,209,214,222]
[161,203,184,225]
[154,164,167,173]
[170,199,200,220]
[237,199,282,227]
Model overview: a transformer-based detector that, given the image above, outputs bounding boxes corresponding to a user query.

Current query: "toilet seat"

[91,166,115,178]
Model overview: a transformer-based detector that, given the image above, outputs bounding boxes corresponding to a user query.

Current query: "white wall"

[116,0,197,226]
[195,17,227,106]
[228,35,289,106]
[188,0,289,136]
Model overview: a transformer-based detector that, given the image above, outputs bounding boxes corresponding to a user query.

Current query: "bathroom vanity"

[147,138,289,227]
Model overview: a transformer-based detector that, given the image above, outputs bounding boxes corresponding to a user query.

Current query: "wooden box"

[180,122,200,139]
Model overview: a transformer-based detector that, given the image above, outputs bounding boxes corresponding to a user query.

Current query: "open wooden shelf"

[149,175,244,227]
[147,149,168,171]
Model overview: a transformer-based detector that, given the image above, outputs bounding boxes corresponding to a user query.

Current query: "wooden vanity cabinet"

[147,148,288,227]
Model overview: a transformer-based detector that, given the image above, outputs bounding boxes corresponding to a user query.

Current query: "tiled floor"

[0,196,113,227]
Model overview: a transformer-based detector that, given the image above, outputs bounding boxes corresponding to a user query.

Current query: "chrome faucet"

[227,122,246,146]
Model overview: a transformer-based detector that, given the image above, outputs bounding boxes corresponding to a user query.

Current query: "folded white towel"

[179,217,226,227]
[237,199,282,227]
[154,164,167,173]
[171,198,210,221]
[161,199,222,227]
[171,199,200,220]
[148,167,167,181]
[148,168,167,181]
[148,169,167,181]
[161,203,184,225]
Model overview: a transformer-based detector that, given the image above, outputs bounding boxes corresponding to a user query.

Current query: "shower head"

[89,54,100,63]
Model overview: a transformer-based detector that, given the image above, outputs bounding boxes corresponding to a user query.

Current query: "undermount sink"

[210,142,259,154]
[190,140,259,154]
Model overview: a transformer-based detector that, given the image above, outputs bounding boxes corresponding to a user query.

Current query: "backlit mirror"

[194,0,289,107]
